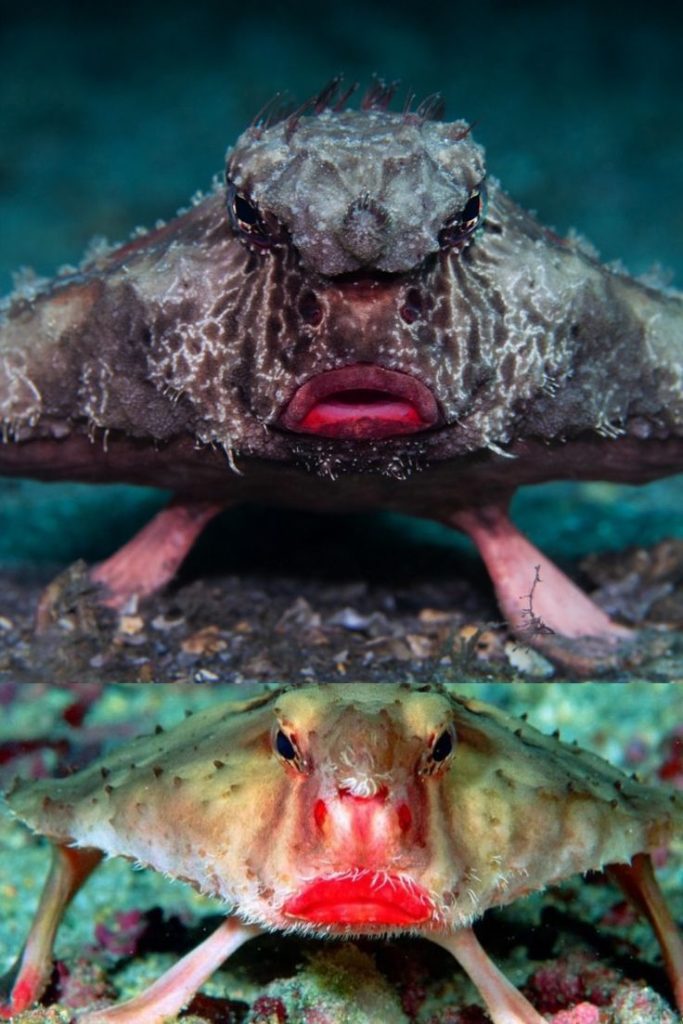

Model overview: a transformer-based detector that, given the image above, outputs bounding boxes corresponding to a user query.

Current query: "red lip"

[283,871,434,926]
[279,364,440,440]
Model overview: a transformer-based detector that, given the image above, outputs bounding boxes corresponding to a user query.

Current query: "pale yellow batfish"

[1,684,682,1023]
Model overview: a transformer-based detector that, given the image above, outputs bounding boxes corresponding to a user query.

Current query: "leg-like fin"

[608,852,683,1013]
[430,927,546,1024]
[87,497,226,610]
[450,504,630,640]
[449,504,633,673]
[0,844,103,1017]
[76,917,261,1024]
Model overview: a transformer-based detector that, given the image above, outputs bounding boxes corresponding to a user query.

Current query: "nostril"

[400,287,423,324]
[398,803,412,832]
[314,799,327,829]
[298,290,323,326]
[340,196,389,264]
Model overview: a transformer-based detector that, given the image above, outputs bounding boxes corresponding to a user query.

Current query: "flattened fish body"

[7,685,682,935]
[1,94,682,663]
[0,103,681,504]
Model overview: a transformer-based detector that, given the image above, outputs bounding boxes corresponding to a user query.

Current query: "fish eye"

[233,192,260,227]
[418,726,457,776]
[226,180,274,249]
[273,727,312,774]
[439,189,484,251]
[431,729,454,762]
[275,729,297,761]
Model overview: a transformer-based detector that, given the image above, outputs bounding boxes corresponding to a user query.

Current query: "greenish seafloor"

[0,683,681,1023]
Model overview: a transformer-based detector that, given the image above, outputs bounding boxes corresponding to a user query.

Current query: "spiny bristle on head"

[251,76,451,139]
[360,77,401,112]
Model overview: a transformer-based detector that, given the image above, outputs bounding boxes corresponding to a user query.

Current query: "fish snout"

[338,196,390,265]
[284,786,430,928]
[311,784,414,861]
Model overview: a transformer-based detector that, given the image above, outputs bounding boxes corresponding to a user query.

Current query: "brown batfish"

[0,81,682,669]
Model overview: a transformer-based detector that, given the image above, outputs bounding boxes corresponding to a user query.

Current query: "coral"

[608,985,679,1023]
[248,995,288,1022]
[525,951,618,1012]
[248,945,409,1024]
[51,958,115,1009]
[6,1009,72,1024]
[184,992,249,1023]
[549,1004,601,1024]
[527,954,680,1024]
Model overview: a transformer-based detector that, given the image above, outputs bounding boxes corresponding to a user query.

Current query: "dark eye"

[439,189,484,250]
[227,180,274,249]
[431,730,454,762]
[419,726,456,776]
[233,192,260,227]
[276,729,297,761]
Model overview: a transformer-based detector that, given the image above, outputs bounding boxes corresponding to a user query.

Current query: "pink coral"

[525,952,617,1013]
[549,1004,601,1024]
[249,995,288,1023]
[92,910,148,959]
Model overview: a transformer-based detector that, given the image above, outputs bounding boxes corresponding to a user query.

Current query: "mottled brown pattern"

[1,104,680,471]
[0,91,681,665]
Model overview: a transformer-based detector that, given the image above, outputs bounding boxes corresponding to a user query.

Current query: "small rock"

[151,613,185,631]
[328,607,374,630]
[417,607,453,624]
[276,597,321,633]
[405,633,434,659]
[182,625,228,655]
[505,641,555,677]
[118,615,145,636]
[194,668,220,682]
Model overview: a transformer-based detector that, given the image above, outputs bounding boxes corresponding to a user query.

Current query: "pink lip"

[283,871,434,926]
[278,364,440,440]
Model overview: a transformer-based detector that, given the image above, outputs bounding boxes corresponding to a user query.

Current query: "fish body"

[2,684,682,1023]
[1,84,682,664]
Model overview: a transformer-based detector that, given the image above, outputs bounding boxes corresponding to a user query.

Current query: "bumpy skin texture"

[3,684,683,1024]
[7,685,682,932]
[0,101,681,494]
[1,92,682,662]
